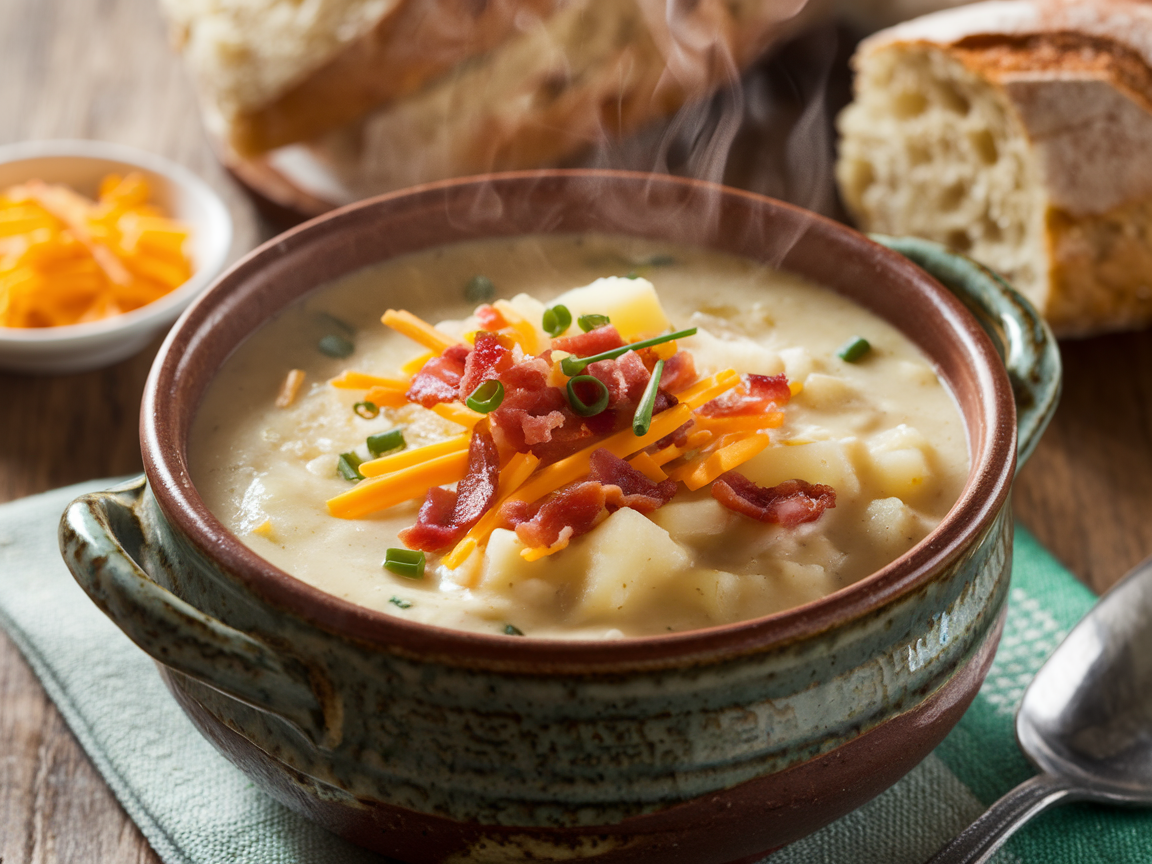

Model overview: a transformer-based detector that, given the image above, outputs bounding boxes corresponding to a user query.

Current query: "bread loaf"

[836,0,1152,336]
[304,0,811,196]
[162,0,566,157]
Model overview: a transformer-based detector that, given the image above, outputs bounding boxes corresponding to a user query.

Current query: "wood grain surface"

[2,0,1151,862]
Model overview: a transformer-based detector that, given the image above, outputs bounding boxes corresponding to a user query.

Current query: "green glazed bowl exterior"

[59,171,1060,863]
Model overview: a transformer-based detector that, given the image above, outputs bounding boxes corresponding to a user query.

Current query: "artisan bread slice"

[162,0,565,156]
[836,0,1152,336]
[305,0,813,197]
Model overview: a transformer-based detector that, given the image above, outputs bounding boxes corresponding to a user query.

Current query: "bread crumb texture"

[837,27,1152,336]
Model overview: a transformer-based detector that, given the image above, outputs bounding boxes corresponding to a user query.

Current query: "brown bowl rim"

[140,170,1015,671]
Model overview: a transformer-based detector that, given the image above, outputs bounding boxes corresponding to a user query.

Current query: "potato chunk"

[551,276,670,339]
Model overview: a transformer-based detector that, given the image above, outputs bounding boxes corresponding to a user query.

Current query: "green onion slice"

[632,359,664,436]
[566,375,610,417]
[353,401,379,419]
[337,452,364,482]
[318,334,355,358]
[837,336,872,363]
[384,548,425,579]
[465,274,495,303]
[577,313,611,332]
[367,428,406,457]
[389,596,412,609]
[504,623,525,636]
[465,380,505,413]
[542,304,572,337]
[560,327,697,376]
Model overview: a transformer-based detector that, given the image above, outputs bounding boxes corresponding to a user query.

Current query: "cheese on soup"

[190,235,969,639]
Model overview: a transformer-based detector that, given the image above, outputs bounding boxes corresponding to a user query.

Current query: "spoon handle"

[924,773,1080,864]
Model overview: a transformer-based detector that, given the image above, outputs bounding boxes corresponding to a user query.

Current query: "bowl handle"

[872,235,1061,469]
[58,475,332,748]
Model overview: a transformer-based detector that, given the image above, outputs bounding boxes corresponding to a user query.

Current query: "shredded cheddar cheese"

[0,173,193,328]
[381,309,462,353]
[327,449,470,519]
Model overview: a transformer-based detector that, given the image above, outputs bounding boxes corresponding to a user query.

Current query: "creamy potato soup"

[191,235,969,639]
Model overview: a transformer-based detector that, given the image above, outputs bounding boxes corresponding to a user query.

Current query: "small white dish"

[0,140,233,374]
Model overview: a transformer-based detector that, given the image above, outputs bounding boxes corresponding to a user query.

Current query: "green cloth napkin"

[1,479,1149,863]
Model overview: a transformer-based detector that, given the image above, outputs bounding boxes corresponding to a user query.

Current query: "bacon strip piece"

[503,448,678,550]
[711,473,835,527]
[406,344,471,408]
[551,324,626,356]
[660,350,697,393]
[458,331,514,400]
[474,304,507,331]
[700,373,791,417]
[398,428,501,551]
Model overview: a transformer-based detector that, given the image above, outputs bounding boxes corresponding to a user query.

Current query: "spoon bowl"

[929,554,1152,863]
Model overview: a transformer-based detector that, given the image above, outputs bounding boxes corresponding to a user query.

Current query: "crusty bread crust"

[230,0,565,156]
[305,0,812,196]
[838,0,1152,336]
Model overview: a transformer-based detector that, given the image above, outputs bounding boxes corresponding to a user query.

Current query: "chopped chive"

[384,548,425,579]
[542,304,572,337]
[566,375,610,417]
[625,271,640,280]
[577,313,611,332]
[353,401,379,419]
[837,336,872,363]
[466,379,505,413]
[632,359,664,436]
[337,452,364,481]
[318,334,355,358]
[560,327,697,376]
[367,428,406,457]
[503,623,525,636]
[465,275,495,303]
[389,596,412,609]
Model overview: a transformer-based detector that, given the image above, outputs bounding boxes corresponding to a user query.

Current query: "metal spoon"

[926,555,1152,864]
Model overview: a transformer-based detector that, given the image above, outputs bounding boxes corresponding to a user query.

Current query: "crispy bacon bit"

[502,449,678,550]
[503,481,608,550]
[586,350,650,406]
[700,373,791,417]
[406,344,470,408]
[475,304,507,331]
[711,473,835,527]
[588,449,677,512]
[551,324,626,356]
[458,331,514,400]
[398,429,500,551]
[660,351,697,393]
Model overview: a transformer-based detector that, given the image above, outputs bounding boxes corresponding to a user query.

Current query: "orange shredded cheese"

[327,449,470,519]
[431,402,486,429]
[381,309,462,353]
[0,173,193,328]
[363,386,410,409]
[329,371,409,390]
[669,433,772,491]
[358,434,470,478]
[275,369,306,408]
[401,349,436,375]
[492,300,545,354]
[627,451,669,482]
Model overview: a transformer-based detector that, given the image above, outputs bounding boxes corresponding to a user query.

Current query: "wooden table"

[2,1,1151,862]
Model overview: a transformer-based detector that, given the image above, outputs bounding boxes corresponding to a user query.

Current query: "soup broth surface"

[191,234,969,639]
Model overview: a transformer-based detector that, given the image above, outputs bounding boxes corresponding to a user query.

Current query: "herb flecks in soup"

[190,236,969,639]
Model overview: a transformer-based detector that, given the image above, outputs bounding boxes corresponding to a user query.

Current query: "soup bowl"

[59,171,1059,862]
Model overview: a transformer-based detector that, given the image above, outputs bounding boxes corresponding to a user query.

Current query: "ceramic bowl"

[0,139,233,373]
[59,172,1060,863]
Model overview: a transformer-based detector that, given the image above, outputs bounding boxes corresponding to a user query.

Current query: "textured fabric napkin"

[1,478,1150,863]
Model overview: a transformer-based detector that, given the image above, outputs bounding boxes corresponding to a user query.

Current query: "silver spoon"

[926,555,1152,864]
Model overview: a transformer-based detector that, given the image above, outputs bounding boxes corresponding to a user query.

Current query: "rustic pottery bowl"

[59,171,1059,863]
